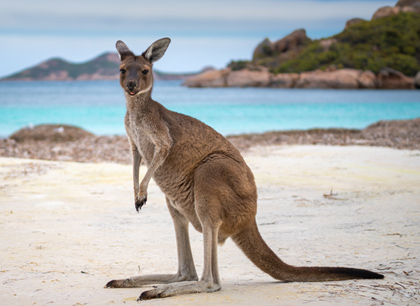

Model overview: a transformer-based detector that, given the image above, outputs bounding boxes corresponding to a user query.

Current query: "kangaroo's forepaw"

[135,195,147,212]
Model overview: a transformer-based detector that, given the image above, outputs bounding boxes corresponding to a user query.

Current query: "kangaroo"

[105,38,384,300]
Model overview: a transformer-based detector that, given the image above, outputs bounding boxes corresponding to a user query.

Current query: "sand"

[0,145,419,305]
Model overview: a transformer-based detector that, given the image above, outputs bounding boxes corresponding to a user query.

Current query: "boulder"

[252,38,273,61]
[296,69,373,89]
[183,67,272,88]
[372,6,401,19]
[226,69,271,87]
[357,70,377,88]
[272,29,309,53]
[377,68,414,89]
[182,68,230,87]
[373,0,420,19]
[252,29,310,62]
[270,73,299,88]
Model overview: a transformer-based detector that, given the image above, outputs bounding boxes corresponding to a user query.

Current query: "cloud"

[0,0,397,76]
[1,0,395,35]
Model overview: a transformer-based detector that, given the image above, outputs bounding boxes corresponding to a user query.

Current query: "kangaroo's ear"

[116,40,134,61]
[143,38,171,63]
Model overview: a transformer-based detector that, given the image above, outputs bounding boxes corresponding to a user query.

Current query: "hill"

[265,13,420,76]
[239,1,420,77]
[2,53,120,81]
[1,52,197,81]
[184,0,420,88]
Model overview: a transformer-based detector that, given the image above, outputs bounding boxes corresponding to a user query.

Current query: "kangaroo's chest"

[125,113,155,164]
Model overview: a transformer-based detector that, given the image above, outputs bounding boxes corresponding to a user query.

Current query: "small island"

[0,53,198,82]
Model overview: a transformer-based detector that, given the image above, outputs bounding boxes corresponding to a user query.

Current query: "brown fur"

[105,38,384,300]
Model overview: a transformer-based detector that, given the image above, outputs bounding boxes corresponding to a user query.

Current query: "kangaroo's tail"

[231,219,384,282]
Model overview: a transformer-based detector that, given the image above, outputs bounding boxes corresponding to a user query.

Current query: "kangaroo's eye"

[120,69,126,74]
[142,69,149,75]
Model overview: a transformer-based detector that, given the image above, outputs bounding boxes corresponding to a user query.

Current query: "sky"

[0,0,396,78]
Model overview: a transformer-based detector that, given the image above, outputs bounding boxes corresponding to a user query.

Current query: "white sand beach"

[0,145,419,305]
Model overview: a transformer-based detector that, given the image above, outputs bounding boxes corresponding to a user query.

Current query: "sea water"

[0,80,419,138]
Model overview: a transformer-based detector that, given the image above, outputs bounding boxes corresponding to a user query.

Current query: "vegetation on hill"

[2,52,198,81]
[3,53,120,80]
[234,13,420,76]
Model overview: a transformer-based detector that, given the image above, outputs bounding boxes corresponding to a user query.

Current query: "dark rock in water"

[10,124,94,143]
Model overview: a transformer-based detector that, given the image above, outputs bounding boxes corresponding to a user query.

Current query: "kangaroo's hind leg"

[105,197,198,288]
[138,161,229,300]
[139,215,222,300]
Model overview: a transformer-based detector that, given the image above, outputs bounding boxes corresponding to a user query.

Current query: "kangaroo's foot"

[138,280,222,300]
[105,273,198,289]
[106,278,137,288]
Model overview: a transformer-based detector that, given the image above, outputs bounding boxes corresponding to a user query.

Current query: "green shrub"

[258,13,420,76]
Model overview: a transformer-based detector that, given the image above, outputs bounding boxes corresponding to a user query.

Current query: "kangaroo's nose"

[127,81,136,91]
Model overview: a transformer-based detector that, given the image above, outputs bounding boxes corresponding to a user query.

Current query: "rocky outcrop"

[272,29,309,53]
[372,6,401,19]
[252,29,310,64]
[396,0,420,8]
[227,68,271,87]
[183,67,416,89]
[270,73,300,88]
[296,69,376,89]
[182,69,230,87]
[377,68,415,89]
[344,18,366,29]
[372,0,420,19]
[253,38,274,60]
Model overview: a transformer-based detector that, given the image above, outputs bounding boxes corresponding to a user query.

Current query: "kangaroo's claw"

[135,195,147,212]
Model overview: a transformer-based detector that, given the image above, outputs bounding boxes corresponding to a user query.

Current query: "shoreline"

[0,118,419,164]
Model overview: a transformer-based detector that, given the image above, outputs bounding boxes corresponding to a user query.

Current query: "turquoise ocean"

[0,80,419,138]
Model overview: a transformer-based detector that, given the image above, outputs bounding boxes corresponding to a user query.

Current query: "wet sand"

[0,145,419,305]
